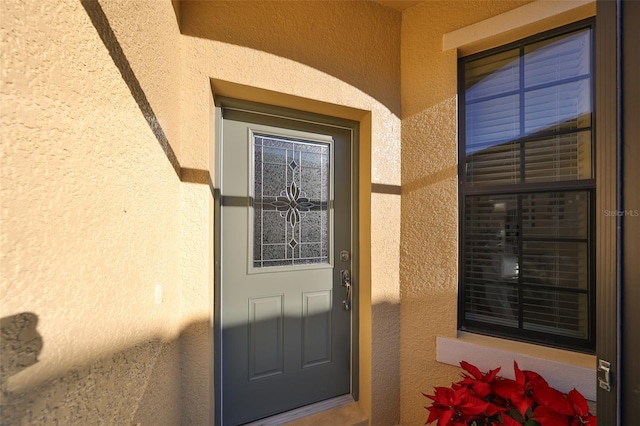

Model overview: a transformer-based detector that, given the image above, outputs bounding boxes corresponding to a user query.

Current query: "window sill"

[436,332,596,401]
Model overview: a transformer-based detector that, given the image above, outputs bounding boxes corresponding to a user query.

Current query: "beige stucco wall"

[0,0,187,423]
[2,0,598,425]
[2,0,403,424]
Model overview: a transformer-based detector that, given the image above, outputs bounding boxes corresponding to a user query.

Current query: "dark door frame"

[596,0,640,423]
[595,1,618,423]
[621,0,640,422]
[212,97,360,425]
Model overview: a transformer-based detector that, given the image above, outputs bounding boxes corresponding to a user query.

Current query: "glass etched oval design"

[253,134,330,268]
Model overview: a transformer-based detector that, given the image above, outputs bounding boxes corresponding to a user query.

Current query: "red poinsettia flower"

[424,361,597,426]
[424,386,489,425]
[530,382,598,426]
[523,369,549,387]
[567,389,597,426]
[532,405,571,426]
[491,362,536,416]
[457,361,502,399]
[499,411,524,426]
[531,381,574,416]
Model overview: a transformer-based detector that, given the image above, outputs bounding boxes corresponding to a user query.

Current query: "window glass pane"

[524,131,592,182]
[466,94,520,150]
[465,48,520,101]
[465,195,519,256]
[523,242,589,290]
[465,282,519,328]
[524,79,591,136]
[464,192,590,337]
[524,29,591,88]
[523,290,588,339]
[253,135,330,268]
[522,191,589,239]
[464,194,519,324]
[466,140,520,186]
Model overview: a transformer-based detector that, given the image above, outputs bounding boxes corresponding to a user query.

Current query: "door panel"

[219,111,353,425]
[302,290,332,367]
[248,295,284,380]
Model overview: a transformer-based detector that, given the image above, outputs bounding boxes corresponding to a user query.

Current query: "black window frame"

[457,18,597,353]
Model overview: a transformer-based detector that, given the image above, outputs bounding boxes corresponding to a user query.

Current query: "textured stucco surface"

[1,0,593,424]
[2,338,180,425]
[179,0,402,184]
[398,1,539,424]
[98,0,182,158]
[370,192,401,425]
[0,0,185,423]
[179,183,212,426]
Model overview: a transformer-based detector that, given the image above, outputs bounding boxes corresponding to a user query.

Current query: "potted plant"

[424,361,596,426]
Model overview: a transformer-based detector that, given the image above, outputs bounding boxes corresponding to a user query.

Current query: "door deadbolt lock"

[340,250,350,262]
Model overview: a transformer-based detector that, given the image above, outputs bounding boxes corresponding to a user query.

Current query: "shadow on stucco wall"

[178,0,402,117]
[0,313,44,397]
[371,301,401,425]
[80,0,210,187]
[79,0,179,179]
[0,315,210,426]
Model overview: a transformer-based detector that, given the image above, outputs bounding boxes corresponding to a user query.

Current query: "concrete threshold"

[244,395,368,426]
[284,401,368,426]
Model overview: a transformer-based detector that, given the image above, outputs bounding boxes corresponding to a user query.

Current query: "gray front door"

[218,108,354,425]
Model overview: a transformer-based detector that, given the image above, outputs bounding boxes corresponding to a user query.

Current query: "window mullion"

[517,46,526,332]
[463,179,596,195]
[517,194,524,331]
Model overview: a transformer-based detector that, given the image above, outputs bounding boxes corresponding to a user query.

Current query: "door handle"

[341,270,352,311]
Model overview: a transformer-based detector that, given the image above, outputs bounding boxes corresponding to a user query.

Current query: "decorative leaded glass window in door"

[253,134,331,268]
